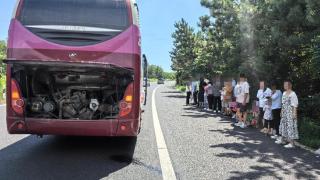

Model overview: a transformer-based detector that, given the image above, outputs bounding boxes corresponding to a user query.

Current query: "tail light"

[119,82,134,117]
[11,79,24,115]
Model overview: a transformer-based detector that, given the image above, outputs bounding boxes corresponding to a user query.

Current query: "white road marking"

[152,86,177,180]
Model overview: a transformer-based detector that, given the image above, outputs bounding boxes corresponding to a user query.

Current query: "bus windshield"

[19,0,129,31]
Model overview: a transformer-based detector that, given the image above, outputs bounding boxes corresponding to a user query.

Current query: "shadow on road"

[209,127,320,179]
[0,136,136,180]
[181,106,223,119]
[161,91,181,94]
[164,95,185,99]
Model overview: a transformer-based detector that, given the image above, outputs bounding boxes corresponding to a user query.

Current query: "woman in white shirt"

[276,80,299,148]
[256,81,272,130]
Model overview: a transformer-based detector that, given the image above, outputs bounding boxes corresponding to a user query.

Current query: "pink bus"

[5,0,146,137]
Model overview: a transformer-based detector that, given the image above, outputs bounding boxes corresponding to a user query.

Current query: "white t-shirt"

[234,84,241,97]
[205,84,213,95]
[257,88,272,108]
[236,81,250,104]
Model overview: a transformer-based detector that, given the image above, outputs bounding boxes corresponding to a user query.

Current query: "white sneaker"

[284,144,294,148]
[234,122,241,126]
[275,139,284,144]
[240,123,246,129]
[271,135,278,139]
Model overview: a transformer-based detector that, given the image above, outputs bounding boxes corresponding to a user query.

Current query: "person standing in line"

[221,86,226,114]
[257,81,272,130]
[233,80,241,121]
[191,81,198,105]
[185,81,192,105]
[205,82,213,110]
[270,82,282,139]
[212,81,222,113]
[234,73,250,128]
[223,81,233,116]
[263,97,273,135]
[276,80,299,148]
[232,79,236,89]
[202,81,208,110]
[198,78,205,108]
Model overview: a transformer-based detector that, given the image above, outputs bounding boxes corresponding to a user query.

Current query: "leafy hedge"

[176,85,186,92]
[0,76,5,100]
[298,94,320,149]
[298,118,320,149]
[299,94,320,123]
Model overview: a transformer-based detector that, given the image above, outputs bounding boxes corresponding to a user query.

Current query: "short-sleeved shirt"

[212,84,221,97]
[224,86,232,100]
[283,91,298,108]
[271,90,282,110]
[257,88,272,108]
[234,84,241,97]
[186,82,192,92]
[191,81,198,93]
[236,81,250,104]
[205,84,213,95]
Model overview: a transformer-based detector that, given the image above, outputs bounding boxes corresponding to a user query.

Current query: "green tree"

[148,64,164,79]
[163,72,176,80]
[199,0,242,78]
[0,40,6,75]
[170,18,196,84]
[0,41,6,99]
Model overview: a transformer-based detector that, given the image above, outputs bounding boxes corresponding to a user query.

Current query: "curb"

[294,141,319,155]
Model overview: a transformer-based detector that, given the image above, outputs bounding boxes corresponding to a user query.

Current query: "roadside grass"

[0,76,5,104]
[149,78,157,82]
[298,96,320,149]
[298,118,320,149]
[176,85,186,92]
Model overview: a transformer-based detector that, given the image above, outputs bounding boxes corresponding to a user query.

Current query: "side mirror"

[142,54,148,105]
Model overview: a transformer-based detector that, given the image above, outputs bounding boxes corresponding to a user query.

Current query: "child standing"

[222,82,233,116]
[263,98,273,135]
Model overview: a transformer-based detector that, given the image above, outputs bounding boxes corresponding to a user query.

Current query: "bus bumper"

[7,117,140,137]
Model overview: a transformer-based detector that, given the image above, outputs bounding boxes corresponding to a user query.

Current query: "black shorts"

[237,103,248,113]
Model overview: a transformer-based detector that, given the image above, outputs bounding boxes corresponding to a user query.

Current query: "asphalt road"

[0,82,319,180]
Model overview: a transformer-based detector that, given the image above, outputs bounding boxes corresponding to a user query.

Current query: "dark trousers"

[213,96,221,112]
[272,108,281,135]
[264,120,274,128]
[207,94,213,109]
[193,91,198,104]
[258,108,264,129]
[198,91,204,107]
[186,91,191,105]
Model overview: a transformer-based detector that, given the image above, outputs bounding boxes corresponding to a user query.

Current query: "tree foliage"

[148,64,164,79]
[0,40,6,75]
[170,18,196,84]
[147,64,175,80]
[0,41,6,99]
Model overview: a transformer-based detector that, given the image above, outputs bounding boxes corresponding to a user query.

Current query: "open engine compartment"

[11,63,134,120]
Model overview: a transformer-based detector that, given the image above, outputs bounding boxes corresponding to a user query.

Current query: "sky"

[0,0,208,72]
